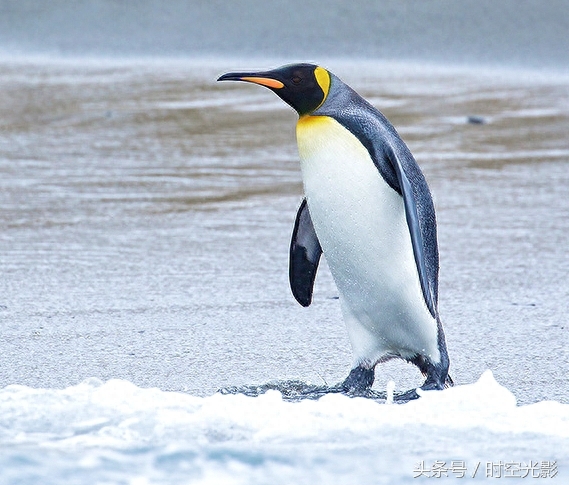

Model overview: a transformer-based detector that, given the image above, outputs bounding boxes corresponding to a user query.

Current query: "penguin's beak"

[217,71,284,89]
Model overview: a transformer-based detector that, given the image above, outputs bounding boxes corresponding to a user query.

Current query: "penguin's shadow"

[218,381,417,403]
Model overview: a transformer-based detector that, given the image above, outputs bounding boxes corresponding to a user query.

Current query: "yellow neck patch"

[314,66,330,109]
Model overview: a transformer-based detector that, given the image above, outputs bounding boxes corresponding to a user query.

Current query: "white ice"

[0,371,567,484]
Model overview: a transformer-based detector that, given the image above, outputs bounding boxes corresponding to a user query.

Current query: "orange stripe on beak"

[240,77,284,89]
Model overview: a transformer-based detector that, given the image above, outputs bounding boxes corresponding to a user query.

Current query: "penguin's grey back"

[312,74,440,312]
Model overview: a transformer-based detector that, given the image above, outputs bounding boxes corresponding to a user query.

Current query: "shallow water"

[0,57,568,482]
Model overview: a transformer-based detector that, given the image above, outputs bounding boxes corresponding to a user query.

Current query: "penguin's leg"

[341,365,375,393]
[395,329,453,401]
[392,357,446,402]
[420,324,453,391]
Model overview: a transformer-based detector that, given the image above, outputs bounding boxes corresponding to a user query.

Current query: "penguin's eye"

[291,76,302,85]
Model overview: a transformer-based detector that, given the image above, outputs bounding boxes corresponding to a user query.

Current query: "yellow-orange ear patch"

[314,67,331,101]
[240,77,284,89]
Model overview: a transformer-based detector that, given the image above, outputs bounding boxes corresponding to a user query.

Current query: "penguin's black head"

[217,63,330,116]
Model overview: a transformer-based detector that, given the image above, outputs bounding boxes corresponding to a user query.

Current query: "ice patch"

[0,371,567,484]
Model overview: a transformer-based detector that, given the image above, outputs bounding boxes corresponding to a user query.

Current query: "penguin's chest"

[296,115,438,361]
[296,115,411,283]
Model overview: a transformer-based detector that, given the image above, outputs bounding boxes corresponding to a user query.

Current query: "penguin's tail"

[444,374,455,388]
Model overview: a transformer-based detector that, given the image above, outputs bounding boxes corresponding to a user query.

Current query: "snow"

[0,371,567,484]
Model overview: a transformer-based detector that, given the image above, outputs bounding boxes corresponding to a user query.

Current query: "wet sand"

[0,58,568,404]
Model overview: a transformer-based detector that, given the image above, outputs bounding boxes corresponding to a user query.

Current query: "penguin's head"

[217,63,330,116]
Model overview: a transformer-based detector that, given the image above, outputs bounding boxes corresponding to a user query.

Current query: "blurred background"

[1,0,568,70]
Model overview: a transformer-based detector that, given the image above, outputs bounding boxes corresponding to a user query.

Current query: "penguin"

[217,64,452,400]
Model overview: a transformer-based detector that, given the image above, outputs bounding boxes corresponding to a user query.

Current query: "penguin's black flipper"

[387,147,437,318]
[289,198,322,307]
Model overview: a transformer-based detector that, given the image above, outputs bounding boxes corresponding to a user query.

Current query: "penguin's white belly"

[296,115,440,366]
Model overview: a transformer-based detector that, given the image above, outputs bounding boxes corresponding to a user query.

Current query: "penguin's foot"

[218,375,451,403]
[409,354,453,394]
[393,384,436,402]
[341,365,375,394]
[393,388,420,402]
[393,376,454,402]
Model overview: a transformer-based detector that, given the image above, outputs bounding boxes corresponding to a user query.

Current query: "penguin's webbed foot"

[393,388,420,402]
[341,365,375,395]
[392,383,437,403]
[393,375,454,402]
[393,382,438,402]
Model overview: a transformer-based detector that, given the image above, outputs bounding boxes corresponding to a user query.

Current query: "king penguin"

[218,64,452,400]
